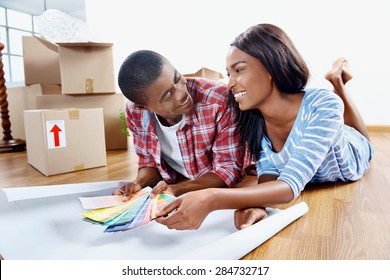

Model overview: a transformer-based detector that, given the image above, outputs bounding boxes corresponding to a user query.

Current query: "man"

[114,50,246,199]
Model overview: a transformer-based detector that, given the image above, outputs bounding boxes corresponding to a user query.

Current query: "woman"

[155,23,373,230]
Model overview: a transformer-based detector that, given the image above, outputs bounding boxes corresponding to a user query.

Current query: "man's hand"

[234,207,268,230]
[150,181,174,198]
[112,182,142,201]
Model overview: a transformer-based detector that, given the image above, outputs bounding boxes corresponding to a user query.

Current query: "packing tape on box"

[74,164,85,171]
[86,78,94,93]
[68,109,80,120]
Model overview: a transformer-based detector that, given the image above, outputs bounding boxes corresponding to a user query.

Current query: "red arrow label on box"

[50,124,62,147]
[46,120,66,149]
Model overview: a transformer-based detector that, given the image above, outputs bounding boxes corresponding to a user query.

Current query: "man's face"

[143,60,194,126]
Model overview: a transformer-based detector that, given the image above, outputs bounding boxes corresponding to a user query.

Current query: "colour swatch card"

[80,187,175,232]
[79,194,124,209]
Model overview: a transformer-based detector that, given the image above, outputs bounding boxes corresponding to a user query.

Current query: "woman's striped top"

[255,88,374,198]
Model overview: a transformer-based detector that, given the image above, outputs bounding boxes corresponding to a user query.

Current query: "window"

[0,7,39,85]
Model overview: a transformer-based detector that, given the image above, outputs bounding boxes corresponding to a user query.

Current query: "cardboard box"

[7,85,127,150]
[6,85,42,141]
[22,36,116,94]
[57,42,116,94]
[184,67,224,81]
[23,108,107,176]
[36,94,128,150]
[41,84,62,95]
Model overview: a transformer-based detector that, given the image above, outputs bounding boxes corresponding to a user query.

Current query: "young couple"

[114,23,373,230]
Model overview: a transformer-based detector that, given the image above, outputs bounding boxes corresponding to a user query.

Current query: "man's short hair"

[118,50,165,105]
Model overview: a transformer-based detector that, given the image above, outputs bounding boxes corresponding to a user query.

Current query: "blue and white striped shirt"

[255,88,373,198]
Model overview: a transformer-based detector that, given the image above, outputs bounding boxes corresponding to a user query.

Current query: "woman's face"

[226,46,274,111]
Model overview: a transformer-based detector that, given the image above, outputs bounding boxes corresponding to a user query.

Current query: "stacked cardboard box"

[36,94,127,150]
[15,36,128,176]
[24,108,107,176]
[22,36,116,94]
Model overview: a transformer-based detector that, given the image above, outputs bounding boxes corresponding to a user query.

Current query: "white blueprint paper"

[0,181,308,260]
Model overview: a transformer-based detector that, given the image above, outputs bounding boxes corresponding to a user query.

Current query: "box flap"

[56,42,113,47]
[184,67,224,81]
[22,36,61,85]
[33,36,59,52]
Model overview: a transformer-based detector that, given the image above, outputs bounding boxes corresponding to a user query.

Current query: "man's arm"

[167,172,227,197]
[132,167,163,188]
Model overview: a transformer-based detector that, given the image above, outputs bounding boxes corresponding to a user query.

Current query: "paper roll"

[176,201,309,260]
[1,180,131,202]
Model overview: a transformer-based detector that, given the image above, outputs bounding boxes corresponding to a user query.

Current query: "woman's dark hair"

[228,23,310,161]
[118,50,165,105]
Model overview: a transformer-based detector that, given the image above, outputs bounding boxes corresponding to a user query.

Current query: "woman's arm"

[209,179,293,210]
[233,174,278,229]
[155,179,293,230]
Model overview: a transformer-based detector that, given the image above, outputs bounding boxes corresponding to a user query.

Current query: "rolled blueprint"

[0,181,308,260]
[176,201,309,260]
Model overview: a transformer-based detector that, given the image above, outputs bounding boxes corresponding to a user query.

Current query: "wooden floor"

[1,132,389,260]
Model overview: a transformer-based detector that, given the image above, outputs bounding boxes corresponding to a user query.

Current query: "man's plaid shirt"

[125,77,245,187]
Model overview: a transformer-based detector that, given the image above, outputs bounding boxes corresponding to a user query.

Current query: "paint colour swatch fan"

[80,187,175,232]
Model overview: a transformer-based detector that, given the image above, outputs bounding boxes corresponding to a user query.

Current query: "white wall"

[86,0,390,125]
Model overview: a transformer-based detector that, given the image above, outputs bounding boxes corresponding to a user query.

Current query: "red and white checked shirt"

[125,77,245,187]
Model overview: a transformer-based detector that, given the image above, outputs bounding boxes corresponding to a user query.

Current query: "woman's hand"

[155,190,212,230]
[234,207,268,229]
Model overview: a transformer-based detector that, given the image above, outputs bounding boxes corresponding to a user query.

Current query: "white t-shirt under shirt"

[154,113,190,178]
